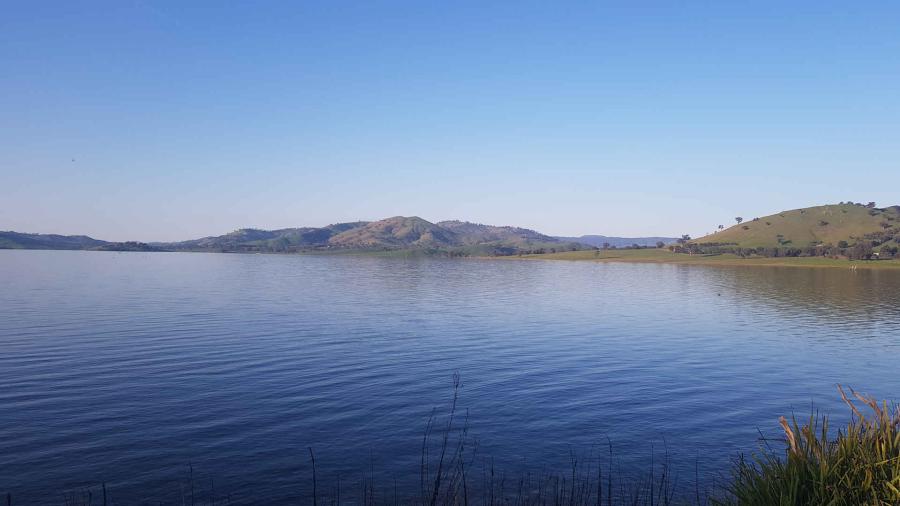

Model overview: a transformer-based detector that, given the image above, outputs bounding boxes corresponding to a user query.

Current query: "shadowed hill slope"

[0,231,108,250]
[328,216,459,248]
[437,220,556,245]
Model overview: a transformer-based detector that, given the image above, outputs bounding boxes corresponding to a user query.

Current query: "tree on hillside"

[656,241,665,249]
[735,217,743,224]
[849,243,874,260]
[718,224,724,231]
[671,235,690,254]
[867,202,877,208]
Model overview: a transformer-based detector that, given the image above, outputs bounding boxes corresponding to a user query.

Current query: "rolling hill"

[0,232,164,252]
[0,231,108,250]
[694,203,900,248]
[1,218,585,256]
[168,222,368,252]
[438,221,557,245]
[6,205,897,258]
[161,217,587,255]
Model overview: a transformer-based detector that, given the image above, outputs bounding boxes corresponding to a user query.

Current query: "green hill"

[694,203,900,249]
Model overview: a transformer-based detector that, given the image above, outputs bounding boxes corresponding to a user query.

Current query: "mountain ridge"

[0,217,588,256]
[8,203,894,257]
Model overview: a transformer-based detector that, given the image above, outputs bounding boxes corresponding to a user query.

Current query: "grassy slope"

[693,204,899,248]
[510,248,900,269]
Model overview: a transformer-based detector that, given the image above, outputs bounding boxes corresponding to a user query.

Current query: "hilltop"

[328,217,458,249]
[163,217,584,256]
[693,203,900,252]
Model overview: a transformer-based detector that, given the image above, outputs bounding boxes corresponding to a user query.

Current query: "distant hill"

[0,231,108,250]
[0,232,167,252]
[161,217,585,256]
[2,218,584,256]
[438,221,558,245]
[555,235,677,248]
[694,203,900,249]
[94,241,164,252]
[167,222,368,252]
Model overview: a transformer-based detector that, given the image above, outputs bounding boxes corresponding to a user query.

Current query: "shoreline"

[5,247,900,270]
[499,249,900,270]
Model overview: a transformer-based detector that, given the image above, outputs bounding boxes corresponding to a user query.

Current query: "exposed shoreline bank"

[5,246,900,270]
[499,249,900,270]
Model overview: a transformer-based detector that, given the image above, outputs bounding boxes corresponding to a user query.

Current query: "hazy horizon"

[3,2,899,242]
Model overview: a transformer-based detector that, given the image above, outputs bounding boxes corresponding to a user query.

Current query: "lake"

[1,250,898,504]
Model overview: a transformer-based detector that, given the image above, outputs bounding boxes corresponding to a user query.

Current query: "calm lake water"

[1,250,899,504]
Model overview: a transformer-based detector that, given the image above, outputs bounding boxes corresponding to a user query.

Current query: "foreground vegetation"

[723,386,900,505]
[13,384,898,505]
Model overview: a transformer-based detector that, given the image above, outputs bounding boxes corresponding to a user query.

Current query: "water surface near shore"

[2,250,898,504]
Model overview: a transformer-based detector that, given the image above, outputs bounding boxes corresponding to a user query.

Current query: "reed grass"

[301,374,694,506]
[715,385,900,505]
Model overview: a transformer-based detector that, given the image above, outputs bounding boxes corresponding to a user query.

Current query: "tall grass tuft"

[717,385,900,505]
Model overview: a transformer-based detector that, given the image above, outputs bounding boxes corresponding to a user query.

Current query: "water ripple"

[1,250,899,504]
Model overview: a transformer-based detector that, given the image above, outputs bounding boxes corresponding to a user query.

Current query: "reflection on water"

[1,250,898,504]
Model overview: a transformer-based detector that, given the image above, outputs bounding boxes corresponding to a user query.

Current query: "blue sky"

[2,1,899,241]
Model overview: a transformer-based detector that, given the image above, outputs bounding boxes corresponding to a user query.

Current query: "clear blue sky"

[2,1,899,241]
